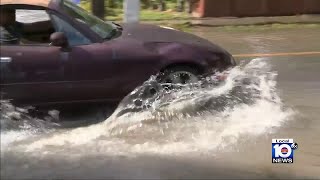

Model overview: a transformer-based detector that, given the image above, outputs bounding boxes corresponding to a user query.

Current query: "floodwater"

[1,26,320,179]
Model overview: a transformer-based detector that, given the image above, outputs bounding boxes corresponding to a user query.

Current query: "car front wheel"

[159,66,200,84]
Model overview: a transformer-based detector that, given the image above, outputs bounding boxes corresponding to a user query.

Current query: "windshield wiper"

[104,22,123,40]
[104,28,119,40]
[112,22,123,31]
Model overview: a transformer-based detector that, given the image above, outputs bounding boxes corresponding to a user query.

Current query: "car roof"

[0,0,53,8]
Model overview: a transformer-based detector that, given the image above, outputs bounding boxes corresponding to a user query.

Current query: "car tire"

[158,66,200,84]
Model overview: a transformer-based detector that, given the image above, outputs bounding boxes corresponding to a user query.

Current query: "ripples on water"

[0,101,60,146]
[1,58,295,179]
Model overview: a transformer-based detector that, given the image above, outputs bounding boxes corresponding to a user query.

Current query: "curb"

[138,15,320,27]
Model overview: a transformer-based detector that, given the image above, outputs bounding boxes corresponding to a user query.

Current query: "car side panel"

[0,45,73,105]
[67,41,162,102]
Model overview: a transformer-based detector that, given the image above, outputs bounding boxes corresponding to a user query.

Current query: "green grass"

[80,1,191,22]
[79,1,319,33]
[140,10,190,21]
[106,10,190,22]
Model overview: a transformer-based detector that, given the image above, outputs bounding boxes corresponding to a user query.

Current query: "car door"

[48,13,121,103]
[0,44,72,105]
[48,5,160,104]
[0,9,73,105]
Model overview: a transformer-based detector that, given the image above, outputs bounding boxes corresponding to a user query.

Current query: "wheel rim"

[163,71,199,84]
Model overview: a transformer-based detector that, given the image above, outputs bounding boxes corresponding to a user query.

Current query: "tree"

[141,0,151,9]
[187,0,196,14]
[108,0,115,8]
[92,0,105,20]
[177,0,185,12]
[159,0,166,11]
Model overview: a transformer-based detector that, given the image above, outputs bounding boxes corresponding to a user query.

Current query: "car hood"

[117,23,228,53]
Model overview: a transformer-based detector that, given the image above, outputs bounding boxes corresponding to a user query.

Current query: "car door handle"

[0,57,12,63]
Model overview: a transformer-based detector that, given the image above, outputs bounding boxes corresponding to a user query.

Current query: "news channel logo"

[272,139,298,164]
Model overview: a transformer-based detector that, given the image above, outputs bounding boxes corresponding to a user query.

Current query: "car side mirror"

[50,32,69,49]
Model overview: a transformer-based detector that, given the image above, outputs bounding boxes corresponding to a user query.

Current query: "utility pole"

[124,0,140,23]
[92,0,105,20]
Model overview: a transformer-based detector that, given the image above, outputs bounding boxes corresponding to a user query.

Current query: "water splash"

[105,58,287,133]
[0,101,60,147]
[0,58,294,156]
[94,58,294,155]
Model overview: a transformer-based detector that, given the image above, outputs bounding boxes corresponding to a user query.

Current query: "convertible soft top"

[0,0,52,7]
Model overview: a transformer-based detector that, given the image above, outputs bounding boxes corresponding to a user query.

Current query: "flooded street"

[193,26,320,178]
[1,26,320,179]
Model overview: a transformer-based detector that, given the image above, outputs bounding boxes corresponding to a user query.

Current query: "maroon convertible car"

[0,0,236,108]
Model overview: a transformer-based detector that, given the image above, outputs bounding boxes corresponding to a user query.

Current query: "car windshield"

[62,0,116,39]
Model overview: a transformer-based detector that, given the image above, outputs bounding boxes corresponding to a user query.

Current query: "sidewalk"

[140,14,320,26]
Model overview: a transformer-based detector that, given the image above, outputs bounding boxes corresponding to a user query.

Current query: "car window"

[62,0,116,40]
[0,9,55,45]
[16,9,50,23]
[50,14,92,46]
